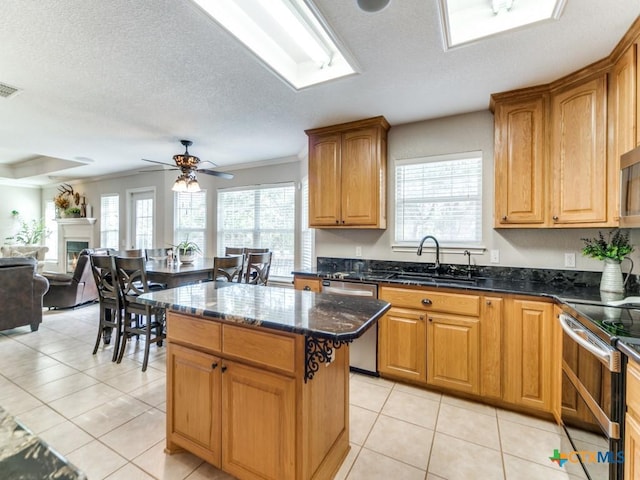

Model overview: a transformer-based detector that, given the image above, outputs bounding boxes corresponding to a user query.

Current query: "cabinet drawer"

[294,277,321,292]
[380,286,480,316]
[628,361,640,418]
[167,312,222,353]
[222,325,297,375]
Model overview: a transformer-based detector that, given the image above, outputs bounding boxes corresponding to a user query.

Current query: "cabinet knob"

[335,220,339,224]
[552,215,559,221]
[421,298,432,306]
[221,365,228,373]
[341,220,345,224]
[428,317,433,322]
[419,315,424,321]
[501,215,507,221]
[486,300,492,306]
[211,362,218,370]
[303,286,311,291]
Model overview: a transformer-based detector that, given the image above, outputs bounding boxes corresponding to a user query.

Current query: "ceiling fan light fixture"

[172,174,188,192]
[186,177,201,193]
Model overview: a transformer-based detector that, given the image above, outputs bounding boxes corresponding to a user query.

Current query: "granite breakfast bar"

[138,282,390,480]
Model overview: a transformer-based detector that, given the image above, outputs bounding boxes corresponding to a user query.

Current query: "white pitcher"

[600,257,634,294]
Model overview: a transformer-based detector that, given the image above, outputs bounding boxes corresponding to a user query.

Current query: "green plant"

[171,236,202,255]
[581,229,634,261]
[15,218,50,245]
[10,210,19,217]
[65,206,81,215]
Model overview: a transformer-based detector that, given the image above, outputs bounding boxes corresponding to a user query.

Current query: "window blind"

[100,194,119,249]
[395,152,482,244]
[44,200,58,260]
[218,183,295,278]
[300,177,314,271]
[174,190,207,255]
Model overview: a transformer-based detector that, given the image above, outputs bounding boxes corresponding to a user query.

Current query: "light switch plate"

[355,246,362,257]
[490,249,500,264]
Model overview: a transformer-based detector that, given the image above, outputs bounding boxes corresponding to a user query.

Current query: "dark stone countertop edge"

[136,295,391,342]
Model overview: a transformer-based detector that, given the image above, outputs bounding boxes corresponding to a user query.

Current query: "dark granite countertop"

[0,406,86,480]
[137,282,391,341]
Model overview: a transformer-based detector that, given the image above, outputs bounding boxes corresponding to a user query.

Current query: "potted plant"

[64,206,82,218]
[172,236,202,264]
[582,229,635,293]
[15,218,50,245]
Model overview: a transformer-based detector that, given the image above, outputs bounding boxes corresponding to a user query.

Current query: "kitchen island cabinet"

[625,359,640,479]
[138,282,390,480]
[305,116,389,229]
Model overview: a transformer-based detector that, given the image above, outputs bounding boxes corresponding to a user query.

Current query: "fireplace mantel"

[55,218,97,273]
[54,217,97,225]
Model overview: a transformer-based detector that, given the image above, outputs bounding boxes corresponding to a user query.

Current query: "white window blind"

[44,200,58,260]
[300,177,314,270]
[218,183,295,278]
[100,194,119,249]
[174,190,207,255]
[395,152,482,245]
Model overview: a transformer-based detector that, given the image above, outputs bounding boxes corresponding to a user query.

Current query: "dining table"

[145,257,214,288]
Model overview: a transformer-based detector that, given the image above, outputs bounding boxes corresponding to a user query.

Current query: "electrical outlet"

[564,252,576,268]
[490,249,500,264]
[355,246,362,257]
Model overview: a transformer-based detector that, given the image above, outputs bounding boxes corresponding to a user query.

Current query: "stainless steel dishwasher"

[321,279,378,376]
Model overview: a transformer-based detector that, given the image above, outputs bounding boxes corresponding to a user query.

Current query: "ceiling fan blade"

[198,168,234,180]
[142,158,176,167]
[139,167,179,172]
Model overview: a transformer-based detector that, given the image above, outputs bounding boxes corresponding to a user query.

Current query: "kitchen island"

[138,282,390,480]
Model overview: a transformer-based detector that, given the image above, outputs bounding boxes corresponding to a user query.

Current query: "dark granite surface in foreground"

[0,406,86,480]
[138,282,391,341]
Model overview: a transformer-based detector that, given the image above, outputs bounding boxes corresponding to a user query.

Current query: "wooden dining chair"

[89,254,122,362]
[224,246,246,256]
[114,256,166,371]
[244,251,272,285]
[213,255,245,282]
[119,249,145,258]
[145,248,168,261]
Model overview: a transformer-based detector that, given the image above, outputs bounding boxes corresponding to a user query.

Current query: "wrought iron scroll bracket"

[304,336,352,383]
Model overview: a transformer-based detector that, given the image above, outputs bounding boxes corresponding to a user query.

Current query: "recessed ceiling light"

[190,0,358,90]
[438,0,566,50]
[357,0,391,13]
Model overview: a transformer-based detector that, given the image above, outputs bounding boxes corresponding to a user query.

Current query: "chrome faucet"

[417,235,440,272]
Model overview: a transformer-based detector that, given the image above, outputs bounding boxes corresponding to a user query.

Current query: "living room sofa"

[0,257,49,332]
[0,245,49,273]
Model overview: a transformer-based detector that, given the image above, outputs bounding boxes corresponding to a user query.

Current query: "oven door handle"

[558,313,620,373]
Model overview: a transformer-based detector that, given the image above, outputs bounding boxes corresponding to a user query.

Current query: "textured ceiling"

[0,0,638,185]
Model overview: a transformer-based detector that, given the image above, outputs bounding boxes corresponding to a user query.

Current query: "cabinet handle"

[501,215,507,221]
[335,220,339,224]
[211,362,218,370]
[421,298,432,306]
[486,300,492,306]
[341,220,345,224]
[428,317,433,322]
[221,365,228,373]
[419,315,424,321]
[303,286,311,291]
[552,215,559,221]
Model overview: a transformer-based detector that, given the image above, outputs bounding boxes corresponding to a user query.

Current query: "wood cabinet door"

[481,296,503,399]
[293,276,321,292]
[504,299,554,412]
[426,313,480,395]
[494,97,546,226]
[341,127,381,226]
[550,76,608,224]
[626,414,640,480]
[378,307,427,383]
[308,133,341,226]
[167,343,222,467]
[613,46,637,162]
[222,361,296,480]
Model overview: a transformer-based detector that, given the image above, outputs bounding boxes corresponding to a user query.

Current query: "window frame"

[392,150,484,253]
[100,193,120,250]
[174,189,207,257]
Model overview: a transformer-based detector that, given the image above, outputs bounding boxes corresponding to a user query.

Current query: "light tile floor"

[0,304,589,480]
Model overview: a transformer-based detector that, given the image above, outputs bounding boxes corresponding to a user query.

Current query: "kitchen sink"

[389,272,478,286]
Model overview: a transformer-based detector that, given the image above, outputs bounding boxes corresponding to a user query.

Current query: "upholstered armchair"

[43,250,98,309]
[0,257,49,332]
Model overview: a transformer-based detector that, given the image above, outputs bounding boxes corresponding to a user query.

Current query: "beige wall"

[30,109,640,273]
[0,184,42,244]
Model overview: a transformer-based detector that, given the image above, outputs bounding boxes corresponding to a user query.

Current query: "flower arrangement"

[15,218,50,245]
[581,229,634,262]
[54,183,80,212]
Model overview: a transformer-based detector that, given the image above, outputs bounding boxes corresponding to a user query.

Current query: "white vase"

[179,251,196,264]
[600,258,625,294]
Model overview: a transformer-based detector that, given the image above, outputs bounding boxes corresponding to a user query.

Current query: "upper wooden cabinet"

[550,75,608,225]
[306,116,389,229]
[492,17,640,228]
[494,95,547,226]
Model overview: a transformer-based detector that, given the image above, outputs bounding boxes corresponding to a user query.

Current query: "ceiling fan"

[142,140,234,192]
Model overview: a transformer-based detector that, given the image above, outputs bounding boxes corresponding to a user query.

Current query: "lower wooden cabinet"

[625,360,640,479]
[503,299,556,412]
[378,307,426,382]
[166,311,350,480]
[426,313,480,395]
[293,276,321,292]
[222,361,296,480]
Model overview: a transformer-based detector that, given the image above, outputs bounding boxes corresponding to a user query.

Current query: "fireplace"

[55,217,97,273]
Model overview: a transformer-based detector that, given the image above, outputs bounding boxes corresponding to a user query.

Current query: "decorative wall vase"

[179,251,196,264]
[600,257,633,294]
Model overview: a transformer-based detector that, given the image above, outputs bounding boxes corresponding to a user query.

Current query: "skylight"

[438,0,566,50]
[191,0,357,90]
